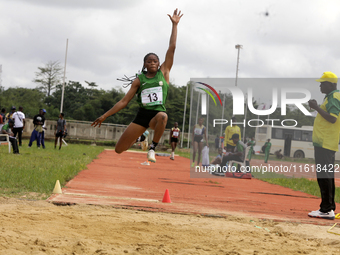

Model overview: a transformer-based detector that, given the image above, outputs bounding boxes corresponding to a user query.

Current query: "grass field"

[1,140,339,203]
[252,171,340,203]
[206,149,340,204]
[0,140,104,199]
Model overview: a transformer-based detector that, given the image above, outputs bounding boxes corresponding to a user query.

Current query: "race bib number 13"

[141,87,163,106]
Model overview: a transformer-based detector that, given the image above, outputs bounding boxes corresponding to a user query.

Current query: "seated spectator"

[211,147,223,165]
[221,133,246,168]
[275,149,283,159]
[1,119,19,154]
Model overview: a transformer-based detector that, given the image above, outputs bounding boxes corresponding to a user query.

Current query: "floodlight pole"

[60,39,69,113]
[59,39,69,147]
[206,94,209,141]
[219,93,226,147]
[235,44,246,142]
[195,93,200,126]
[235,44,242,87]
[187,83,194,148]
[181,84,189,148]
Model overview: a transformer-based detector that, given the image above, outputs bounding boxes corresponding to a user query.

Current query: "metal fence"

[22,119,195,146]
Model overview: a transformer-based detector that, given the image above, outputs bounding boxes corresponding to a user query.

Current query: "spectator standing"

[5,106,16,123]
[191,117,208,167]
[55,113,66,150]
[12,106,25,146]
[40,109,47,149]
[264,139,271,163]
[224,116,241,152]
[0,113,3,130]
[247,137,256,161]
[308,71,340,220]
[214,135,220,151]
[0,108,6,131]
[220,134,225,149]
[1,119,19,154]
[28,109,45,148]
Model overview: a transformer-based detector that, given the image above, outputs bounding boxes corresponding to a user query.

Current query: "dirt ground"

[1,197,340,255]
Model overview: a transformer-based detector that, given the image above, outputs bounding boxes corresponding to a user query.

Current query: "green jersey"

[265,142,271,152]
[1,123,9,132]
[136,70,169,112]
[248,140,255,149]
[313,90,340,151]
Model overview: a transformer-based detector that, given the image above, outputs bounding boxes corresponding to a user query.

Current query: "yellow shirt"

[224,125,241,147]
[313,90,340,151]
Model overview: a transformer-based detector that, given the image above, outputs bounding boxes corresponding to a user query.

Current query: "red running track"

[48,150,340,225]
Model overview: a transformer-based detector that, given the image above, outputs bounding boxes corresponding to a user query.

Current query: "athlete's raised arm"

[160,8,183,83]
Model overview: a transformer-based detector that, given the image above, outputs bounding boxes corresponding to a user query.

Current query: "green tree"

[49,81,90,119]
[0,84,4,109]
[33,61,63,97]
[1,87,46,118]
[165,83,189,129]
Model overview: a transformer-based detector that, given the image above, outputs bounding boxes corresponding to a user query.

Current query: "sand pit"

[1,197,340,255]
[2,151,340,254]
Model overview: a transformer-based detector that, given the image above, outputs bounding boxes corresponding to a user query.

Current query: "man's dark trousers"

[13,127,23,146]
[314,146,336,213]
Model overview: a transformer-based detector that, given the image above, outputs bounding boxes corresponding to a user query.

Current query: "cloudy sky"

[1,0,339,103]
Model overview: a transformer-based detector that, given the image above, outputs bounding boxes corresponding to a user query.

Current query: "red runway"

[48,150,340,224]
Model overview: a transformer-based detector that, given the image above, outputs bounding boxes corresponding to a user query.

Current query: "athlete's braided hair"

[117,53,160,88]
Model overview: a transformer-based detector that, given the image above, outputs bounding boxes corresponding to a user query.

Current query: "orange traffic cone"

[162,189,172,203]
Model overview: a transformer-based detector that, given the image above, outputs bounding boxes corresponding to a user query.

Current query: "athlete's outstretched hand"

[91,115,106,128]
[168,8,183,25]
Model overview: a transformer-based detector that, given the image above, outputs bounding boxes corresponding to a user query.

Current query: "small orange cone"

[162,189,172,203]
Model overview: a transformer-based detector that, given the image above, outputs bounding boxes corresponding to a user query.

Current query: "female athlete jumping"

[92,9,183,163]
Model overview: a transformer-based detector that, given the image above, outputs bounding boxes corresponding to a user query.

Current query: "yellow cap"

[316,71,338,84]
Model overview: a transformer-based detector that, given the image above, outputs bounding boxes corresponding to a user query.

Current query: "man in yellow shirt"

[224,116,241,152]
[308,71,340,220]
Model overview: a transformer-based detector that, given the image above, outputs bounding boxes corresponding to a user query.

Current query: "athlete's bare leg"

[148,112,168,143]
[115,123,146,154]
[192,141,198,163]
[171,142,177,152]
[115,112,167,161]
[170,141,177,159]
[197,142,203,165]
